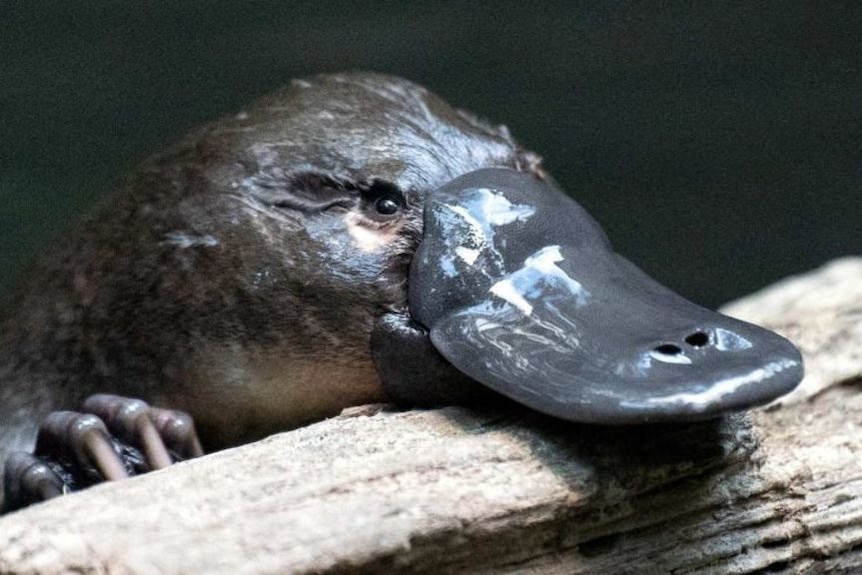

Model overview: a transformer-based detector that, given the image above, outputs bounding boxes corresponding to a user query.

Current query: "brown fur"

[0,73,542,493]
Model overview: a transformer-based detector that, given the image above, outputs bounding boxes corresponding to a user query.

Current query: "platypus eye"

[374,197,400,215]
[361,181,405,221]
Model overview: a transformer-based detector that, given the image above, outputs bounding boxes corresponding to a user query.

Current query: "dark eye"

[362,181,405,221]
[375,196,400,215]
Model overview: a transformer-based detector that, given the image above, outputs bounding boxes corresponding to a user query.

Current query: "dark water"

[1,2,860,308]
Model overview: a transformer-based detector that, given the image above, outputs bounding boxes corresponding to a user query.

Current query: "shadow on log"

[0,258,860,574]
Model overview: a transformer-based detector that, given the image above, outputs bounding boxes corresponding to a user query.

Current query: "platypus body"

[0,73,803,511]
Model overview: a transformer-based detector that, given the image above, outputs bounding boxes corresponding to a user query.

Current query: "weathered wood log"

[1,258,860,574]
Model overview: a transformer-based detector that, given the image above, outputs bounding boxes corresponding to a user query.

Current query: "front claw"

[2,395,203,513]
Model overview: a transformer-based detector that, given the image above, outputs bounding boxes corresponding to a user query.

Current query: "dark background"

[1,2,859,308]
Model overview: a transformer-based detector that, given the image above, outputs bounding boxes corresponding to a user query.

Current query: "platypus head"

[85,72,801,437]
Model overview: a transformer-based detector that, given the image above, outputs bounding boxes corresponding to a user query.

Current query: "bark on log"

[1,258,860,574]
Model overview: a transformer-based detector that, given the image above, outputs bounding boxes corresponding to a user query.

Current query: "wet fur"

[0,73,543,495]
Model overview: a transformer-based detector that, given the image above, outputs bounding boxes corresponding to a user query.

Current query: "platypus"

[0,72,804,512]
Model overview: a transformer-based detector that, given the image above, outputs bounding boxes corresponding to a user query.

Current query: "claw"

[83,395,172,470]
[4,395,203,513]
[36,411,130,481]
[150,408,204,459]
[3,452,65,510]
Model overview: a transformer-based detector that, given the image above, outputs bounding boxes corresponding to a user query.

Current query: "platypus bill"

[0,73,803,512]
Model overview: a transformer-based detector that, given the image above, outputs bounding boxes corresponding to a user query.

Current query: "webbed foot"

[3,394,203,512]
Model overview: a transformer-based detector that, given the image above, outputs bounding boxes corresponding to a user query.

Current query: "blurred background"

[1,1,859,308]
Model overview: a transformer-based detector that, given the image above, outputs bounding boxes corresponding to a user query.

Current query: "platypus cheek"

[403,168,803,424]
[343,212,401,253]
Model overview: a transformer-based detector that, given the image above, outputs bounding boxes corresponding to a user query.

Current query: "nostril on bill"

[650,343,692,365]
[654,344,683,355]
[685,331,710,348]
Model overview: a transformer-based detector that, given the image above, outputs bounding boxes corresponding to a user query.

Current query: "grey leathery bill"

[405,167,804,424]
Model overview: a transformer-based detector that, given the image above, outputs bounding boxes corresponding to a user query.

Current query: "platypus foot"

[2,394,203,512]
